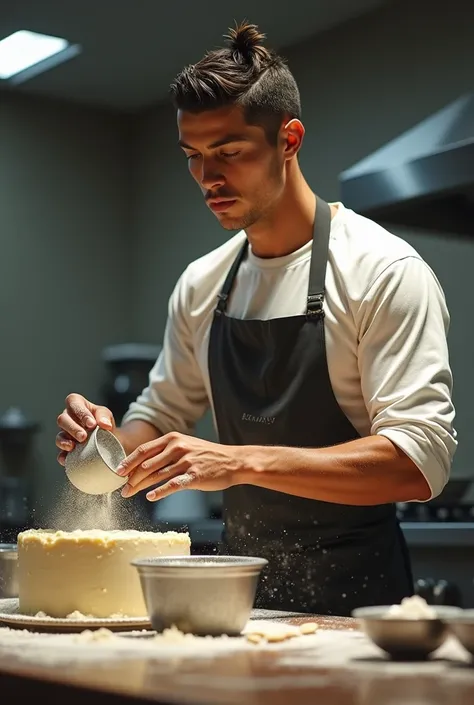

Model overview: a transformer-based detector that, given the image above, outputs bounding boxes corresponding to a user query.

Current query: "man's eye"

[221,151,240,158]
[186,153,200,161]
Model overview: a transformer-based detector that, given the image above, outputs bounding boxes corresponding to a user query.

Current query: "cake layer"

[17,529,191,618]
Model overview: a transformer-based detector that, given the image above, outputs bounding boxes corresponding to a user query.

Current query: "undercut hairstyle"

[169,21,301,145]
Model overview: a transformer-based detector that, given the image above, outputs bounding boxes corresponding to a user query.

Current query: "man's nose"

[200,160,225,191]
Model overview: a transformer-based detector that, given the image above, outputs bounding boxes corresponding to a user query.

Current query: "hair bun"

[225,21,270,64]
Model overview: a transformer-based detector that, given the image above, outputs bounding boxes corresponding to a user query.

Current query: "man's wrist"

[114,428,134,456]
[233,444,271,485]
[115,420,162,456]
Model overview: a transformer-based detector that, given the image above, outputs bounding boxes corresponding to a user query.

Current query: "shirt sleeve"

[355,256,457,500]
[122,270,209,435]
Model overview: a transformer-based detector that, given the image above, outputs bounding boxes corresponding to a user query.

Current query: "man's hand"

[56,394,116,466]
[116,432,244,501]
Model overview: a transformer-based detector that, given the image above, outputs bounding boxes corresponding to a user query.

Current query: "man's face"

[177,105,286,231]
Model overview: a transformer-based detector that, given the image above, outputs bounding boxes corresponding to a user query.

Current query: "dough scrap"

[299,621,319,635]
[244,620,319,644]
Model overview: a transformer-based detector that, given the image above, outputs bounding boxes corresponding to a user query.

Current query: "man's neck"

[245,169,329,259]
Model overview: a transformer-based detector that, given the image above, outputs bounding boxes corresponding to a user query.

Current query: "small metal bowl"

[352,605,462,660]
[65,427,127,495]
[444,610,474,655]
[132,555,268,636]
[0,544,18,599]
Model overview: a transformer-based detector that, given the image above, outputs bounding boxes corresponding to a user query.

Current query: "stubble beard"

[217,208,261,231]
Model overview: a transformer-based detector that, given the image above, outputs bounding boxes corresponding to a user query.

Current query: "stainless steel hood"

[339,94,474,235]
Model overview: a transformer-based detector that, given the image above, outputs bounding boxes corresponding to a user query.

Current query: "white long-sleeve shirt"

[123,203,457,499]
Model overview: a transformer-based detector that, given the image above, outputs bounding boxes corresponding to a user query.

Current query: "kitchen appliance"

[100,342,210,529]
[414,578,463,607]
[0,408,39,543]
[339,93,474,235]
[100,343,161,529]
[396,479,473,522]
[100,343,161,424]
[0,544,18,598]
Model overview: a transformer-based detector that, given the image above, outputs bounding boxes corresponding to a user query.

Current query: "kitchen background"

[0,0,473,605]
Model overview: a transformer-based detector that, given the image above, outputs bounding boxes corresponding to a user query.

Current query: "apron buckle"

[216,292,229,315]
[306,294,325,318]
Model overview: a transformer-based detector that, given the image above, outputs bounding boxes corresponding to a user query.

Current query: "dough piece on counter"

[246,633,263,644]
[17,529,191,618]
[299,621,319,635]
[244,620,302,643]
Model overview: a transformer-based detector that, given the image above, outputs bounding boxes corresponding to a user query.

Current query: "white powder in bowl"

[383,595,437,619]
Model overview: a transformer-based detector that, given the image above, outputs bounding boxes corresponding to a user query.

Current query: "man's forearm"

[238,435,431,505]
[115,420,162,456]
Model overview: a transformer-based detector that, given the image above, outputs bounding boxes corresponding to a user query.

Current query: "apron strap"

[214,196,332,317]
[306,197,332,318]
[215,239,249,315]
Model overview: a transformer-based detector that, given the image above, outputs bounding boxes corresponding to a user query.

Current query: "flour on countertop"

[0,623,471,677]
[0,622,326,667]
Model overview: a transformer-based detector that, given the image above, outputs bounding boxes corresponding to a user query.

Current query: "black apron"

[207,197,413,616]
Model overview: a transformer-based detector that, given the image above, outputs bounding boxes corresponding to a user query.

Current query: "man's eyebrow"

[178,134,249,150]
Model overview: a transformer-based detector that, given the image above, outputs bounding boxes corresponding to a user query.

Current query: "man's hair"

[169,21,301,145]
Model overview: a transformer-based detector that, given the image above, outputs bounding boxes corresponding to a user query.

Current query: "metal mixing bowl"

[444,610,474,655]
[0,544,18,599]
[352,605,462,660]
[132,555,268,636]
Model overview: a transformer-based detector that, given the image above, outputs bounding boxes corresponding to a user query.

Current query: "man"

[56,22,457,616]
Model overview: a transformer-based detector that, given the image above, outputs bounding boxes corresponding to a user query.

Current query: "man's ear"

[282,118,305,158]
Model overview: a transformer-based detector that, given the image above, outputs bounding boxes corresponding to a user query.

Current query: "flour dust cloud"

[45,482,148,532]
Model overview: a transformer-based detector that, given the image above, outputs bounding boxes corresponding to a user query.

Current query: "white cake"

[17,528,191,618]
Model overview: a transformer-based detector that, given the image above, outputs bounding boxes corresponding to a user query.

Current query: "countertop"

[401,522,474,546]
[158,518,474,548]
[0,609,473,704]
